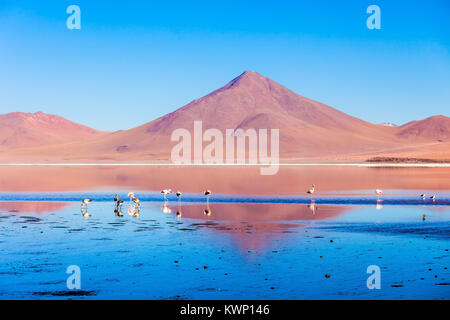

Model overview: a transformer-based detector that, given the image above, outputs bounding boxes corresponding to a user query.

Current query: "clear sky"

[0,0,449,131]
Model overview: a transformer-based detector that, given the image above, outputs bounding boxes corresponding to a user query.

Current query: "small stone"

[203,266,208,269]
[330,240,333,243]
[325,274,331,278]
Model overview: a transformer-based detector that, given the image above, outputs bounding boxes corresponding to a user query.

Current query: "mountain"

[397,115,450,141]
[0,112,105,150]
[379,122,397,127]
[12,71,402,161]
[0,72,448,162]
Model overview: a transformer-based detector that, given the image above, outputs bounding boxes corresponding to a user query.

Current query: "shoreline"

[1,162,450,167]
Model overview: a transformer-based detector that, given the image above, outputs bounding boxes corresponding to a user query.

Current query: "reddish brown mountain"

[0,111,105,150]
[397,115,450,141]
[0,71,448,162]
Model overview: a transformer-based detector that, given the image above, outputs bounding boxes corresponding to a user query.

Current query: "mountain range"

[1,71,449,162]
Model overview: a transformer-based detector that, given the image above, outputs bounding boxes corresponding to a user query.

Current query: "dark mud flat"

[32,290,97,296]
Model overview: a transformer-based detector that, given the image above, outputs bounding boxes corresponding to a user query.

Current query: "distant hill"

[0,112,106,150]
[397,115,450,141]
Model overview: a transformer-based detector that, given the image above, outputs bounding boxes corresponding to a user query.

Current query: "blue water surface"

[0,193,449,300]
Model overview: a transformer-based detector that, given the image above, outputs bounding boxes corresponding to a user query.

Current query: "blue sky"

[0,0,449,131]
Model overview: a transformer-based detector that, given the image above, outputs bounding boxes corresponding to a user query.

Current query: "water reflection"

[170,203,348,222]
[1,166,450,195]
[114,208,123,217]
[80,207,90,218]
[161,201,172,214]
[0,201,69,214]
[308,201,317,215]
[157,202,350,251]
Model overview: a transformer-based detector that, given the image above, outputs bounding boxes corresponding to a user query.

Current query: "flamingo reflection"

[128,206,136,216]
[114,208,123,217]
[204,201,211,216]
[162,202,172,214]
[81,207,90,218]
[308,201,317,215]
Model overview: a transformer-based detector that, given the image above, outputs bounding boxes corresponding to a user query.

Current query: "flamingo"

[115,200,124,217]
[175,192,182,217]
[116,199,124,209]
[204,190,211,204]
[204,191,212,215]
[114,208,123,217]
[306,184,315,195]
[127,192,135,203]
[161,189,172,201]
[132,197,141,207]
[375,189,383,195]
[81,199,91,210]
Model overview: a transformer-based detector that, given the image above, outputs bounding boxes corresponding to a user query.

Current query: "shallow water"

[0,193,449,299]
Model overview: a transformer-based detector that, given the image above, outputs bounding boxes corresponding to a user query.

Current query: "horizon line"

[1,163,450,168]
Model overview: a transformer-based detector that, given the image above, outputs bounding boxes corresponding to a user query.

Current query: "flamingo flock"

[80,184,438,220]
[80,189,213,218]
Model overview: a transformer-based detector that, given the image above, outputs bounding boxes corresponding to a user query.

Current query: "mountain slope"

[396,115,450,141]
[0,112,106,149]
[37,71,402,161]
